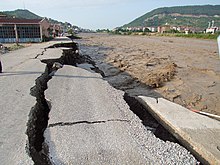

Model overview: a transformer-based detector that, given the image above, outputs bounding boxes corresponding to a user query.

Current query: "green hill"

[3,9,42,19]
[124,5,220,29]
[1,9,75,30]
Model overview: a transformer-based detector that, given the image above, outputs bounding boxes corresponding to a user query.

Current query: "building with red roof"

[0,17,50,43]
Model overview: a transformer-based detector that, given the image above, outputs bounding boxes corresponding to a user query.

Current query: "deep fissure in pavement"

[26,41,183,164]
[124,93,179,143]
[26,64,53,165]
[26,41,99,165]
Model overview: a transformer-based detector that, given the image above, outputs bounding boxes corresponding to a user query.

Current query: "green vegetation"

[109,28,219,40]
[110,30,151,36]
[110,27,151,35]
[7,44,25,51]
[96,29,111,33]
[124,5,220,29]
[0,11,5,15]
[2,9,73,31]
[3,9,42,19]
[65,29,81,39]
[42,35,53,42]
[158,33,219,40]
[67,28,75,35]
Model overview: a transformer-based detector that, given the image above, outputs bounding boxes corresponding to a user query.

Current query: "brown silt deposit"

[79,33,220,116]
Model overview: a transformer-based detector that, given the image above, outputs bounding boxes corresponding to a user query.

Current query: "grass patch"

[110,31,219,40]
[7,44,25,51]
[157,33,219,40]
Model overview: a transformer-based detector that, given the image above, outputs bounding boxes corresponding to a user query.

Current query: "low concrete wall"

[0,38,41,43]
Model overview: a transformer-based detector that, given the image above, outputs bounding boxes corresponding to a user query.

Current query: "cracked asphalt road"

[0,37,197,164]
[44,65,197,164]
[0,39,67,164]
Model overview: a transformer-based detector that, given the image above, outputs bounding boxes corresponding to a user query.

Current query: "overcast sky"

[0,0,219,30]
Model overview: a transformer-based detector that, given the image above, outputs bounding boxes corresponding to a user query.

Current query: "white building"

[206,21,219,34]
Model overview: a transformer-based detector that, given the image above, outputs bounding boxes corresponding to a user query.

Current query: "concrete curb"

[137,96,220,165]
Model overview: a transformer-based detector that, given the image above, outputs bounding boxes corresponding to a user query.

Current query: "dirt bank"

[79,33,220,116]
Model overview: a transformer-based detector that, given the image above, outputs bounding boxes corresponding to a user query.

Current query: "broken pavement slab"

[137,96,220,165]
[43,66,150,164]
[43,66,198,164]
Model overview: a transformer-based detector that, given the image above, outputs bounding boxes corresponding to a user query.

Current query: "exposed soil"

[78,33,220,116]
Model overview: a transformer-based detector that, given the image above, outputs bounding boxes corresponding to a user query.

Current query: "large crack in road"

[26,42,101,164]
[26,63,53,165]
[26,40,197,164]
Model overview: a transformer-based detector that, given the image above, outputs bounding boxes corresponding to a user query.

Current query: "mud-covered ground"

[78,33,220,116]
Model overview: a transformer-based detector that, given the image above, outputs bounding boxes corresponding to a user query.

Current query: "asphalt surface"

[0,43,47,165]
[0,37,198,164]
[44,64,198,164]
[0,41,61,164]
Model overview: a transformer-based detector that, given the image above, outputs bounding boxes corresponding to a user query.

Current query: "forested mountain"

[124,5,220,29]
[3,9,42,19]
[1,9,73,29]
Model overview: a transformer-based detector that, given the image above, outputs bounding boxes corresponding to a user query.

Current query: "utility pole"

[218,35,220,59]
[14,24,19,45]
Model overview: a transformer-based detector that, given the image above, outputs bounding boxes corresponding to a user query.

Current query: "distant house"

[206,21,219,34]
[145,27,156,32]
[50,24,62,37]
[206,27,218,34]
[0,18,50,43]
[157,24,171,33]
[0,14,7,18]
